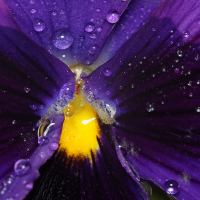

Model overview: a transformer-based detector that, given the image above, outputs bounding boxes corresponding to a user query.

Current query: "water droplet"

[164,179,179,194]
[196,106,200,112]
[195,54,199,61]
[131,84,134,88]
[152,28,155,32]
[15,3,19,6]
[29,0,35,4]
[183,31,190,38]
[146,103,155,112]
[106,91,111,95]
[97,27,102,32]
[96,8,101,12]
[38,136,49,146]
[189,92,193,97]
[177,49,183,57]
[24,87,31,93]
[52,29,73,49]
[119,85,123,90]
[33,19,45,32]
[89,33,97,39]
[25,183,33,190]
[103,68,112,76]
[39,152,46,161]
[88,45,99,54]
[50,10,57,16]
[14,159,31,176]
[49,142,58,151]
[174,68,179,73]
[53,1,56,5]
[60,9,65,14]
[29,8,36,14]
[106,10,120,24]
[85,22,95,32]
[188,81,192,86]
[30,105,37,110]
[12,120,16,124]
[63,105,75,117]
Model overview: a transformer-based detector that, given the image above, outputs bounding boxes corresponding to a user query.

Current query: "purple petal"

[24,126,148,200]
[0,115,64,200]
[91,0,163,68]
[4,0,131,66]
[0,0,19,29]
[83,1,200,199]
[0,27,75,198]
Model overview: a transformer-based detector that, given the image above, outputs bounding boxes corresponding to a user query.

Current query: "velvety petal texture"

[4,0,131,66]
[0,0,19,29]
[0,27,75,199]
[25,125,148,200]
[91,0,163,69]
[83,0,200,199]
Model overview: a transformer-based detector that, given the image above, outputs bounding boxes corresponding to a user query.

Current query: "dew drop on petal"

[49,142,58,151]
[97,27,102,32]
[25,183,33,190]
[85,22,95,32]
[146,103,155,112]
[174,68,179,73]
[103,68,112,76]
[60,9,65,14]
[12,120,16,124]
[33,19,45,32]
[29,0,35,4]
[164,179,179,194]
[177,49,183,57]
[88,45,99,54]
[131,84,134,88]
[14,159,31,176]
[30,104,37,110]
[52,29,73,49]
[38,136,49,146]
[196,106,200,112]
[106,91,111,96]
[183,31,190,38]
[29,8,36,14]
[106,10,120,24]
[50,10,57,16]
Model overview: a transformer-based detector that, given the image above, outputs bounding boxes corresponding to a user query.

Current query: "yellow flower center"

[59,94,100,160]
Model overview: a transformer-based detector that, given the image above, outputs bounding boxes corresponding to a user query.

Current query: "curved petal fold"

[24,126,148,200]
[0,27,75,199]
[83,0,200,199]
[4,0,131,66]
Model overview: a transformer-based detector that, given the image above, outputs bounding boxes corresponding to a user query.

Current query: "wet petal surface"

[91,0,163,69]
[25,124,148,200]
[0,27,75,199]
[4,0,131,66]
[83,0,200,199]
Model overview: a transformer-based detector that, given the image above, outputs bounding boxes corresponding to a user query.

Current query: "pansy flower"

[0,0,200,200]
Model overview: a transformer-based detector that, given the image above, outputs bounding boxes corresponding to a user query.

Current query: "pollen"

[59,94,100,159]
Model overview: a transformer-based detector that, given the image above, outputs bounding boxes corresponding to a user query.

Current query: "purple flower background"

[0,0,200,200]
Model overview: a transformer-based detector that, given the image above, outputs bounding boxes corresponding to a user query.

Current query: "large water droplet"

[85,22,95,32]
[146,103,155,112]
[52,29,73,49]
[38,136,49,146]
[103,68,112,76]
[14,159,31,176]
[33,19,45,32]
[49,142,58,151]
[106,10,120,24]
[164,179,179,194]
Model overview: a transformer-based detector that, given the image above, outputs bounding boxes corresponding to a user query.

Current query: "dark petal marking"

[0,27,75,199]
[25,125,148,200]
[4,0,131,66]
[83,1,200,199]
